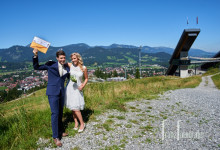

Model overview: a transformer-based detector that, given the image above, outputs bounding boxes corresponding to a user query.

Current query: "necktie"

[59,64,63,77]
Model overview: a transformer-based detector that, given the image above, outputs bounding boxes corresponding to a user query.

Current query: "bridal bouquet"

[70,75,77,83]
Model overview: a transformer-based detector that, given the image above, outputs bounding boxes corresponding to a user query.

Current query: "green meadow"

[0,75,204,149]
[203,67,220,76]
[203,66,220,89]
[212,73,220,89]
[0,86,7,90]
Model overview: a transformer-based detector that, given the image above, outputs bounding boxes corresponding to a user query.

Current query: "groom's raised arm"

[33,48,48,70]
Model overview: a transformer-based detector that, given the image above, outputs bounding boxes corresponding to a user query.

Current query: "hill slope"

[0,75,202,149]
[0,43,215,68]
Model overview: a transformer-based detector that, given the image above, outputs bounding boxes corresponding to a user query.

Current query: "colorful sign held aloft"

[30,37,50,53]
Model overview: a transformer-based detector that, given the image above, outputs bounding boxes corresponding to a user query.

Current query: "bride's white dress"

[65,64,85,110]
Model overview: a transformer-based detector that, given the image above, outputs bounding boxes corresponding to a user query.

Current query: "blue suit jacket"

[33,56,70,96]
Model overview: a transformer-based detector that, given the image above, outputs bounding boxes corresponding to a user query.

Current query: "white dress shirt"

[58,62,67,77]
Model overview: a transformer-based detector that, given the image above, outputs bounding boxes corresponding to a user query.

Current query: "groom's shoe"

[62,132,68,137]
[54,138,62,147]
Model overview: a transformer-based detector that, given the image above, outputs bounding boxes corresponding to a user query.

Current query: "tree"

[0,90,7,103]
[112,70,118,77]
[127,74,130,79]
[94,68,106,79]
[94,68,101,78]
[107,72,112,78]
[5,87,22,102]
[135,68,140,79]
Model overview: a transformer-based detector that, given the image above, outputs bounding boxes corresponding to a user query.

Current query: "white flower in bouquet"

[70,74,77,83]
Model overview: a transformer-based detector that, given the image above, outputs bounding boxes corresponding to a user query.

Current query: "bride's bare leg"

[74,110,84,130]
[72,111,78,128]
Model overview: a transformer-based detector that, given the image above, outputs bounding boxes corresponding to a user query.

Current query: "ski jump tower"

[166,29,200,78]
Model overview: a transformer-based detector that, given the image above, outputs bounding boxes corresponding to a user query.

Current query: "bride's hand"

[78,84,84,91]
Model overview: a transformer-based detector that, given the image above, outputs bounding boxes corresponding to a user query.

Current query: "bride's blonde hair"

[70,53,84,72]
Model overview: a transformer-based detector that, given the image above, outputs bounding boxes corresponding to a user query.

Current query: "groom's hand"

[67,72,70,79]
[33,48,38,56]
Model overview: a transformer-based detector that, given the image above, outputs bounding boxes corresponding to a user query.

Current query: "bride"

[65,52,88,132]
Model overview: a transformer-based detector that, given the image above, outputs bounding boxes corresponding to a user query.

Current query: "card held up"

[30,37,50,53]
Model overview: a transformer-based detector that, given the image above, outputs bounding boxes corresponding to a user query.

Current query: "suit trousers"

[48,93,64,139]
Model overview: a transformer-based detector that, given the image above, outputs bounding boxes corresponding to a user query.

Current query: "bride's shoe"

[78,123,86,133]
[74,122,79,130]
[73,127,78,130]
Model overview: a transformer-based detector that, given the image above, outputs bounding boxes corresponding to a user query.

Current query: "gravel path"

[40,75,220,150]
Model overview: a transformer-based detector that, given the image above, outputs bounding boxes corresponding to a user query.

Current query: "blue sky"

[0,0,220,52]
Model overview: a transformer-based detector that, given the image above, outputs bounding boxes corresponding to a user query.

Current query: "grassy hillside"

[202,66,220,89]
[82,47,170,67]
[212,73,220,89]
[203,67,220,76]
[0,75,202,149]
[0,86,7,90]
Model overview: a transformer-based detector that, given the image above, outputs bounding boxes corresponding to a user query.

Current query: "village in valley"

[0,63,166,102]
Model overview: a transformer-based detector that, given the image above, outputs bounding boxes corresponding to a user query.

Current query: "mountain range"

[103,44,216,57]
[0,43,217,67]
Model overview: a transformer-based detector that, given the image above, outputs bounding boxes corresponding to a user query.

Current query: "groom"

[33,48,70,147]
